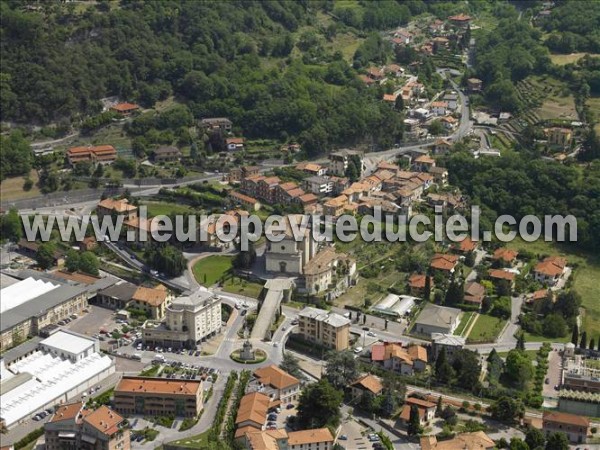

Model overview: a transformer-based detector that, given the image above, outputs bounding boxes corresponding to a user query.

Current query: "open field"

[222,277,264,299]
[536,97,578,121]
[523,331,571,343]
[192,255,233,286]
[466,314,506,343]
[506,237,600,337]
[550,53,600,66]
[168,430,210,448]
[0,170,41,201]
[142,201,193,217]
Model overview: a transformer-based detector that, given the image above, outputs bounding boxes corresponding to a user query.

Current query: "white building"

[413,304,462,337]
[142,288,222,349]
[303,176,334,196]
[328,150,365,177]
[265,215,318,275]
[372,294,417,318]
[0,331,115,429]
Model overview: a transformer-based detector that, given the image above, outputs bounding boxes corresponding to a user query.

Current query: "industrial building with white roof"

[0,330,114,429]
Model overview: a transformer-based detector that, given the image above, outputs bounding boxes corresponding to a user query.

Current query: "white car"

[353,347,363,354]
[367,331,376,337]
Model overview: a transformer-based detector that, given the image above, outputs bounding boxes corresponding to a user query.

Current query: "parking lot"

[338,419,370,450]
[66,305,119,338]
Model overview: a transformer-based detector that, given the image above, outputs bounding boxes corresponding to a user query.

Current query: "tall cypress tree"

[571,323,579,346]
[580,331,588,349]
[589,338,596,351]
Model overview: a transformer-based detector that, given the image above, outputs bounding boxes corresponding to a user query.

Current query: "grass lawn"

[523,331,571,343]
[550,53,600,65]
[467,314,507,344]
[192,255,233,286]
[221,277,264,299]
[498,349,539,359]
[0,170,41,201]
[142,201,192,217]
[455,312,475,337]
[167,430,211,448]
[505,237,600,337]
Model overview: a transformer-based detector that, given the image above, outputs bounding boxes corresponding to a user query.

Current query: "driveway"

[543,349,562,400]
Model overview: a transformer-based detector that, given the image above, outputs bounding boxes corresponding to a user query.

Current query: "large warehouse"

[0,330,115,429]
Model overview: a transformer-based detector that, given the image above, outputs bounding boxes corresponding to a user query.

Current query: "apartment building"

[329,150,364,177]
[114,376,203,418]
[45,403,130,450]
[303,176,334,196]
[542,411,589,444]
[143,289,222,349]
[67,145,117,165]
[251,365,300,404]
[297,306,350,351]
[129,285,172,320]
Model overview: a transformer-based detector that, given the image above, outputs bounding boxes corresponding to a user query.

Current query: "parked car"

[339,435,348,440]
[286,404,294,409]
[367,331,376,337]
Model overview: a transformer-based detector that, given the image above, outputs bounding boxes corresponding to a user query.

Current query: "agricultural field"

[506,237,600,337]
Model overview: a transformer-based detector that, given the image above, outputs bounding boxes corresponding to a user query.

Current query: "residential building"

[265,215,318,275]
[431,333,465,361]
[432,138,452,155]
[110,102,139,116]
[287,429,334,450]
[492,248,518,266]
[350,374,383,401]
[463,281,485,307]
[235,392,272,438]
[430,101,448,116]
[297,306,350,351]
[413,154,436,172]
[488,269,516,288]
[96,198,138,221]
[303,176,334,196]
[302,248,356,295]
[153,146,182,162]
[408,274,432,298]
[45,403,130,450]
[241,428,333,450]
[17,239,65,267]
[67,145,117,165]
[452,236,478,254]
[228,166,261,184]
[230,191,261,211]
[329,150,364,177]
[448,13,472,27]
[428,166,448,185]
[201,117,232,131]
[142,289,222,349]
[371,342,428,375]
[430,253,459,274]
[413,303,462,337]
[547,127,572,147]
[420,432,495,450]
[295,162,327,177]
[226,137,245,151]
[80,236,98,252]
[532,256,567,286]
[443,93,459,110]
[542,411,589,444]
[400,397,437,426]
[114,376,203,418]
[467,78,483,92]
[251,365,300,404]
[129,285,172,320]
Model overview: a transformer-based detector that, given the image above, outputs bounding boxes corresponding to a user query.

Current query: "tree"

[544,432,569,450]
[0,131,32,181]
[280,353,302,379]
[232,242,257,270]
[516,333,526,351]
[296,379,343,429]
[464,251,475,267]
[428,119,445,136]
[407,405,422,436]
[452,349,481,391]
[395,95,404,111]
[589,337,596,351]
[436,396,443,416]
[580,331,588,349]
[379,374,405,418]
[325,350,359,390]
[525,428,546,450]
[542,314,567,338]
[505,349,533,389]
[147,245,186,276]
[36,242,57,269]
[444,279,464,306]
[65,249,81,272]
[510,438,529,450]
[435,348,455,384]
[79,251,99,275]
[489,396,525,423]
[440,405,457,427]
[0,208,23,242]
[571,323,579,346]
[423,274,431,301]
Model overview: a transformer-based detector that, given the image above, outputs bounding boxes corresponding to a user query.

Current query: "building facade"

[297,307,350,351]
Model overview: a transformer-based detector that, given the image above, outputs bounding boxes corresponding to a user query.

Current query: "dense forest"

[444,152,600,253]
[541,0,600,53]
